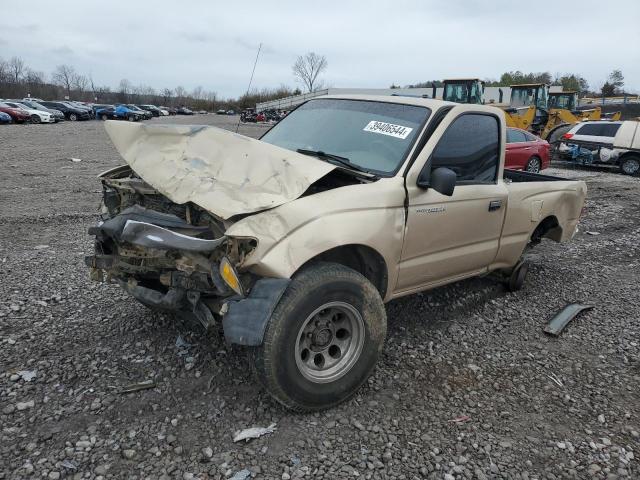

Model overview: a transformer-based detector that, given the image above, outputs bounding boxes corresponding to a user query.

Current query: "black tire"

[251,263,386,411]
[619,155,640,176]
[127,115,136,122]
[525,156,542,173]
[69,113,77,121]
[507,261,528,292]
[100,114,108,121]
[30,114,41,124]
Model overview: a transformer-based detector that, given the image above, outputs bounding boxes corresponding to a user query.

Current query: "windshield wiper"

[296,148,371,174]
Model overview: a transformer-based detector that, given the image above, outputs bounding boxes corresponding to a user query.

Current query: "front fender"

[225,179,406,299]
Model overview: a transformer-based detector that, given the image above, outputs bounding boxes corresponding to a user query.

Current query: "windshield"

[261,99,430,175]
[444,83,483,104]
[549,94,576,110]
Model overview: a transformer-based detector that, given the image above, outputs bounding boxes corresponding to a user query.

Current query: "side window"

[600,123,621,137]
[507,129,527,143]
[576,123,604,136]
[431,114,499,183]
[523,131,539,142]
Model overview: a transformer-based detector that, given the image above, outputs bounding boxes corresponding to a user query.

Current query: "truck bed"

[504,169,565,183]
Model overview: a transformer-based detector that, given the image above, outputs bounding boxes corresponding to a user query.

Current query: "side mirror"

[417,166,456,196]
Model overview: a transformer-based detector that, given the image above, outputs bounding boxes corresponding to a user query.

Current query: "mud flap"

[223,278,290,346]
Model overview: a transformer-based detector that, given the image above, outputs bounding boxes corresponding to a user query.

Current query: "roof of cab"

[318,94,504,116]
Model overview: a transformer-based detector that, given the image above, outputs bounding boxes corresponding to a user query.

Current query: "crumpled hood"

[104,121,335,219]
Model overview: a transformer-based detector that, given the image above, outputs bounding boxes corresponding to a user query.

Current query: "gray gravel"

[1,115,638,479]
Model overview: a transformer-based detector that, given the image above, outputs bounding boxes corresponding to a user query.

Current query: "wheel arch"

[295,244,389,299]
[531,215,562,244]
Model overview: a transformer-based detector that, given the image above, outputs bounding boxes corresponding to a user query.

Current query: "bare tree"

[118,78,132,102]
[9,56,26,83]
[174,85,186,104]
[73,73,88,94]
[52,64,76,98]
[161,88,173,105]
[292,52,328,93]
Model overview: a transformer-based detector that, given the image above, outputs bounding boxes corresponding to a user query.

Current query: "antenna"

[236,42,262,133]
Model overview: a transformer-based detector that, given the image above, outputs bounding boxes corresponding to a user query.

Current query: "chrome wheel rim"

[294,301,365,384]
[526,158,541,173]
[622,159,639,175]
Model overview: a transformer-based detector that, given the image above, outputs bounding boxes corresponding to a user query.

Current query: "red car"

[0,102,30,123]
[505,127,550,173]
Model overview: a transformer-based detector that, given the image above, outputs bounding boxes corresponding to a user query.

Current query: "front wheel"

[30,114,41,124]
[100,114,108,121]
[619,155,640,176]
[525,156,542,173]
[69,113,77,121]
[251,263,386,411]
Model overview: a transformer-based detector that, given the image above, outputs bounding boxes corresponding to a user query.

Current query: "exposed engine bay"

[85,166,258,329]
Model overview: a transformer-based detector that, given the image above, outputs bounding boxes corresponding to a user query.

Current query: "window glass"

[507,129,527,143]
[523,131,539,142]
[261,99,430,175]
[576,123,621,137]
[431,114,499,183]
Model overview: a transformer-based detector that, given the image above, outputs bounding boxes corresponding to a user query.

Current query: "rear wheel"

[251,263,387,411]
[507,261,529,292]
[100,114,108,121]
[619,155,640,176]
[127,115,136,122]
[30,114,41,124]
[525,156,542,173]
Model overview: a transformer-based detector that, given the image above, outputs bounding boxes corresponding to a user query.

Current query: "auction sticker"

[363,121,413,139]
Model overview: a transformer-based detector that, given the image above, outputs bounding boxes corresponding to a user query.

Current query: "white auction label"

[363,121,413,139]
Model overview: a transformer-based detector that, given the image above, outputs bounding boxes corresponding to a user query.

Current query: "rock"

[122,449,136,459]
[48,472,61,480]
[16,400,35,411]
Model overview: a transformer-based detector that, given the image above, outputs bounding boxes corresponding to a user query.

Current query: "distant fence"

[580,95,640,106]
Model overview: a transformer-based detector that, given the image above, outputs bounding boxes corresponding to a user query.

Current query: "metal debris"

[230,469,251,480]
[17,370,37,382]
[118,379,156,394]
[233,423,277,443]
[544,303,594,336]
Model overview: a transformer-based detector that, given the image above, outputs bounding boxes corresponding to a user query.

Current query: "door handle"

[488,200,502,211]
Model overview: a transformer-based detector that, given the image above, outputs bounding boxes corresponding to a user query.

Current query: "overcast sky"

[3,0,639,98]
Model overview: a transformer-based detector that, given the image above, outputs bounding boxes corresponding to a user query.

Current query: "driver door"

[396,108,508,293]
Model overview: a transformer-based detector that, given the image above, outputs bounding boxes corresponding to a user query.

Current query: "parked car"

[114,105,145,121]
[0,102,30,123]
[226,109,235,115]
[1,100,55,124]
[0,111,12,124]
[216,109,227,115]
[40,101,91,121]
[505,127,550,173]
[14,99,65,122]
[61,101,94,116]
[160,106,177,115]
[176,106,193,115]
[558,121,638,175]
[95,106,118,120]
[126,105,153,120]
[137,105,162,117]
[157,107,170,116]
[240,109,257,122]
[87,96,587,411]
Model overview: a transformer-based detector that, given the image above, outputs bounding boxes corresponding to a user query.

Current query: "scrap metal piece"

[233,423,277,443]
[121,220,225,252]
[544,303,594,336]
[119,379,156,394]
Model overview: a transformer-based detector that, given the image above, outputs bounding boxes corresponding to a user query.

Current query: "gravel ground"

[0,116,638,480]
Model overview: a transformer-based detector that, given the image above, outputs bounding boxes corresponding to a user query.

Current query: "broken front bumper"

[85,205,289,345]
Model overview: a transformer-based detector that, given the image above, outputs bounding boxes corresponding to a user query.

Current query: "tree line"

[0,56,300,110]
[399,70,627,97]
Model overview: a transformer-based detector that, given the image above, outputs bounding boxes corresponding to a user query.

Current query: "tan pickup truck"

[86,95,586,411]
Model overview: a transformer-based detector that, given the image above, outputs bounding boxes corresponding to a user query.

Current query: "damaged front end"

[85,166,288,344]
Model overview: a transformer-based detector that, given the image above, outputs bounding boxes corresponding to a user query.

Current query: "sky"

[2,0,639,98]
